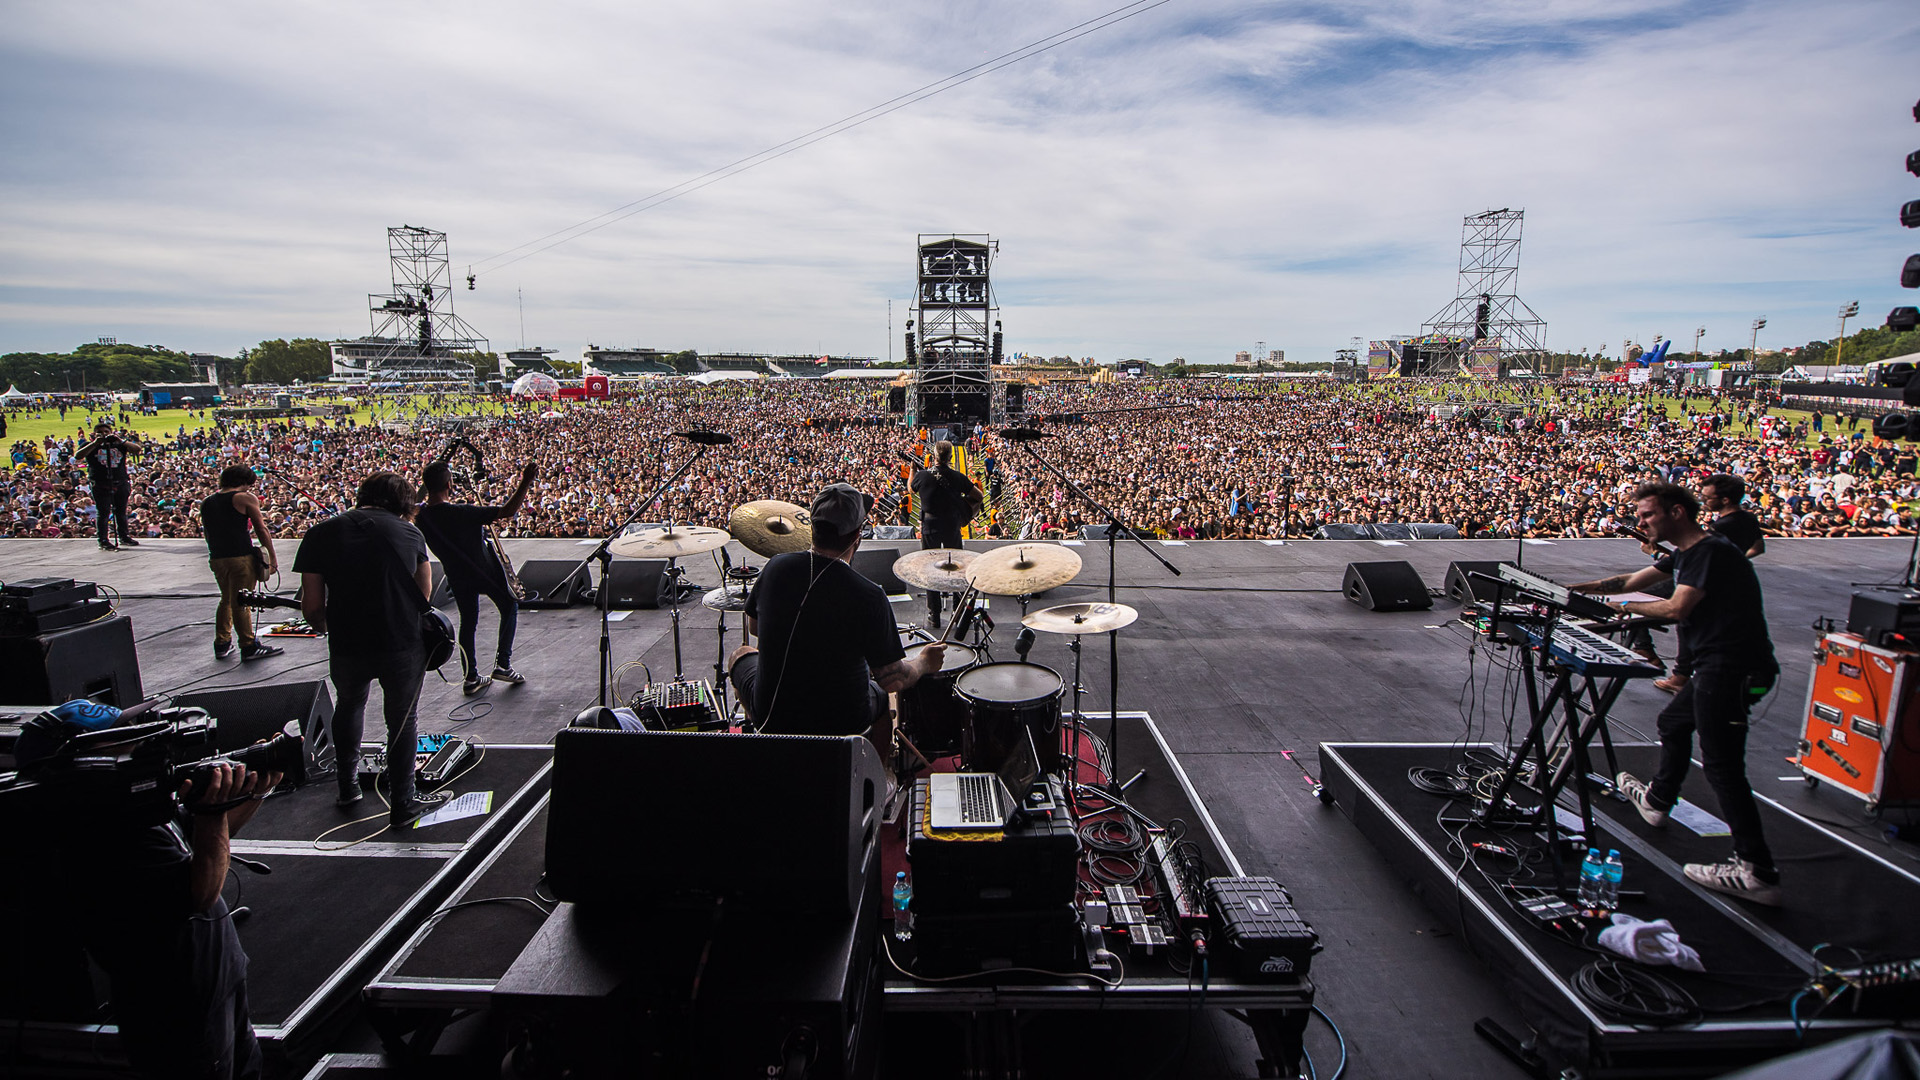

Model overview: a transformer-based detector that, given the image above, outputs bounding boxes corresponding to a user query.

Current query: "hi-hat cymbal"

[702,585,752,612]
[893,548,976,592]
[608,525,731,559]
[965,543,1082,596]
[729,500,813,557]
[1022,602,1138,635]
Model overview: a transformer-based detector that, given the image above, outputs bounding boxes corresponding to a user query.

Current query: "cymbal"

[893,548,976,592]
[702,585,752,612]
[608,525,730,559]
[965,543,1082,596]
[1022,602,1138,635]
[729,500,813,557]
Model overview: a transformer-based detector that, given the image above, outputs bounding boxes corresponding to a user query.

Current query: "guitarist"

[911,440,984,626]
[293,472,445,828]
[418,458,538,696]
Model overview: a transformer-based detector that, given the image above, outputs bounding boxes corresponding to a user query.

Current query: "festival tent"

[510,372,561,398]
[686,370,765,385]
[0,386,30,402]
[820,369,900,380]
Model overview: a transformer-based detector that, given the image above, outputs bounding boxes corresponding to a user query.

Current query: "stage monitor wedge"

[1444,560,1517,605]
[1344,561,1433,612]
[516,561,592,608]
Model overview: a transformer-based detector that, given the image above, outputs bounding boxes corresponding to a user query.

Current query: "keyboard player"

[1568,482,1783,907]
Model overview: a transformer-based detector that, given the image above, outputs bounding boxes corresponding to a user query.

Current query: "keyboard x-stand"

[1469,566,1664,862]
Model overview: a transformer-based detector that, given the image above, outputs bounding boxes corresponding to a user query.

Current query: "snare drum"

[955,661,1065,771]
[896,641,976,758]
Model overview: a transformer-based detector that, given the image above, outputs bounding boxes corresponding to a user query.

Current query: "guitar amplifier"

[0,579,97,615]
[0,599,111,637]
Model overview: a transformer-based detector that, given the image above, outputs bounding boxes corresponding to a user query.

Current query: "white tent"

[686,370,764,385]
[0,385,30,402]
[820,368,902,380]
[510,372,561,398]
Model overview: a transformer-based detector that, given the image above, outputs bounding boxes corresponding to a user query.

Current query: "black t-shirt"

[293,508,428,657]
[417,502,506,590]
[200,490,254,559]
[85,440,130,487]
[1709,508,1763,554]
[745,550,905,735]
[913,466,980,530]
[1670,533,1776,673]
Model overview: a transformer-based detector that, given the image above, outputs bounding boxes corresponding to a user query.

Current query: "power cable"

[468,0,1179,279]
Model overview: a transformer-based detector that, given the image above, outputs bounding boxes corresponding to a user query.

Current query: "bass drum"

[896,641,976,759]
[955,661,1064,772]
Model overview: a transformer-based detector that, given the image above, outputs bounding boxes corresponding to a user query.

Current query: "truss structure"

[331,226,489,382]
[906,235,1000,429]
[1420,209,1547,376]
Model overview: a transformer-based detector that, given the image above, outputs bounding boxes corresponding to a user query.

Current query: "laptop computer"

[928,726,1044,831]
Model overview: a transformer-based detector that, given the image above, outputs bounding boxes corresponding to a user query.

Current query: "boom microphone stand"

[1002,427,1180,786]
[543,431,732,707]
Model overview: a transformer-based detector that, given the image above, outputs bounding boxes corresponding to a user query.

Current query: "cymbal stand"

[663,555,688,681]
[1066,633,1086,811]
[1014,441,1181,785]
[541,441,715,708]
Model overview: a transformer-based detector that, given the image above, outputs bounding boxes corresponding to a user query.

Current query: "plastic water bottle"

[1577,848,1606,914]
[892,871,913,942]
[1600,849,1625,912]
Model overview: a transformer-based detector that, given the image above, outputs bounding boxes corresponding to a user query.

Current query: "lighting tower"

[905,234,999,429]
[360,225,489,381]
[1749,317,1767,369]
[1419,209,1548,376]
[1835,302,1859,364]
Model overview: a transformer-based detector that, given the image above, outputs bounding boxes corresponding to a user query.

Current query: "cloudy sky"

[2,0,1914,365]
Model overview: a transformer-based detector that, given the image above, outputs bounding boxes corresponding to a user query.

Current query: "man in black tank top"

[200,464,282,661]
[417,458,538,695]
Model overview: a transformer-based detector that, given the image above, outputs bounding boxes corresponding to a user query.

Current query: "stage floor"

[12,534,1920,1078]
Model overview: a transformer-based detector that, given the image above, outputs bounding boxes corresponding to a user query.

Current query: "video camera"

[0,703,306,827]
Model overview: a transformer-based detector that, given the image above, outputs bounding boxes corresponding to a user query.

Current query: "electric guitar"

[237,590,457,671]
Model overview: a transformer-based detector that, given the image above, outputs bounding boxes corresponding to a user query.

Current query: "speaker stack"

[0,580,142,708]
[1342,561,1433,612]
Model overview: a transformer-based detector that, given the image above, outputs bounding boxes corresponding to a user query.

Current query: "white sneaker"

[1684,856,1783,906]
[1615,771,1669,827]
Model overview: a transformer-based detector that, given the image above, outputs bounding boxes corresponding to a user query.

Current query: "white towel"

[1596,913,1705,972]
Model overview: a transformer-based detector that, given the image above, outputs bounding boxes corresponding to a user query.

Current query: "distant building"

[504,348,559,377]
[1234,351,1252,366]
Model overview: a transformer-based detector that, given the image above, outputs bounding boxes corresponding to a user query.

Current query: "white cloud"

[1,0,1914,364]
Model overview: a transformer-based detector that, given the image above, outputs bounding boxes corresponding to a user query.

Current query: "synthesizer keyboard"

[1518,621,1663,679]
[1496,565,1618,621]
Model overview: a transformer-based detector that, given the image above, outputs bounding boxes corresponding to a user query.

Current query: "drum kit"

[888,539,1137,792]
[592,494,1142,797]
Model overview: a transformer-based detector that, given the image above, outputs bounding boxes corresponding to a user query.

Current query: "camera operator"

[78,419,141,550]
[11,702,283,1080]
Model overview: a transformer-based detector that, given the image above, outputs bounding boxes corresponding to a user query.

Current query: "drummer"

[728,483,948,753]
[912,440,984,627]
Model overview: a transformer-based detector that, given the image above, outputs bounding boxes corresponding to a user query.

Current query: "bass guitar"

[237,590,457,671]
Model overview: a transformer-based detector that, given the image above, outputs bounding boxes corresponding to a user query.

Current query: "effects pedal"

[420,736,473,784]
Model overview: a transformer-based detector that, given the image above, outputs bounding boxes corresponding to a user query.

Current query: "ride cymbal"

[608,525,731,559]
[964,543,1082,596]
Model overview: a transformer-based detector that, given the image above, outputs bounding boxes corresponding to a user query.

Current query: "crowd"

[2,377,1915,543]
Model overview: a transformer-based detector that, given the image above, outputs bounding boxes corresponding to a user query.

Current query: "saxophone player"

[419,456,539,695]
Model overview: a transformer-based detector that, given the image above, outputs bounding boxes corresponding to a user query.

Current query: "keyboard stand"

[1476,608,1633,871]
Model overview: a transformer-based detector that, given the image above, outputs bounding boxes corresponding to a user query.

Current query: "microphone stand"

[544,440,717,708]
[1013,439,1180,787]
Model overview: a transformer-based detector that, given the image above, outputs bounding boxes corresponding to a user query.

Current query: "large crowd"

[2,377,1914,543]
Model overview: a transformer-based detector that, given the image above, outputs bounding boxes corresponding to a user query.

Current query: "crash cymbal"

[1021,602,1138,635]
[964,543,1082,596]
[729,500,813,557]
[608,525,731,559]
[702,584,752,612]
[892,548,977,593]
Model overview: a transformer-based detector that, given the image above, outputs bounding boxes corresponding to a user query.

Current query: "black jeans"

[328,646,426,814]
[96,482,130,543]
[1649,665,1774,871]
[453,578,518,677]
[920,526,962,624]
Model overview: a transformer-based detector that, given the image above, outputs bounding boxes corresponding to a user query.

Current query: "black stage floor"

[9,535,1920,1078]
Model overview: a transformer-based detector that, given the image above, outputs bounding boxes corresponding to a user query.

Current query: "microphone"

[674,431,735,445]
[998,428,1049,442]
[1015,627,1035,661]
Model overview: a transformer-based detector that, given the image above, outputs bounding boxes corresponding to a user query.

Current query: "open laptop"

[928,726,1043,831]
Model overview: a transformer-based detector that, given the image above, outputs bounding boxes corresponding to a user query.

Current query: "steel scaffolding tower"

[331,226,489,382]
[1419,209,1547,376]
[905,234,1000,429]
